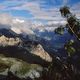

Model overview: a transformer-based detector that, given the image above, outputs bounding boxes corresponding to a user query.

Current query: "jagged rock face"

[0,35,52,66]
[0,35,21,46]
[30,44,52,62]
[23,40,52,62]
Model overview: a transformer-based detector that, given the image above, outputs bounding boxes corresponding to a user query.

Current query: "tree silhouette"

[60,6,80,40]
[38,6,80,80]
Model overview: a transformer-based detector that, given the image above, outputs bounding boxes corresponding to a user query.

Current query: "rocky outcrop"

[0,56,43,80]
[0,35,52,67]
[0,35,21,46]
[29,43,52,62]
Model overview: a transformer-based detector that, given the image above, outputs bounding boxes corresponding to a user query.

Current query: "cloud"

[0,13,66,42]
[70,2,80,18]
[7,1,63,21]
[0,13,12,25]
[0,0,80,41]
[7,0,79,21]
[0,13,34,35]
[0,0,80,21]
[0,5,6,10]
[1,0,80,22]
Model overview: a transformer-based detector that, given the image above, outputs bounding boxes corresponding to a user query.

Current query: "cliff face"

[30,44,52,62]
[0,35,52,67]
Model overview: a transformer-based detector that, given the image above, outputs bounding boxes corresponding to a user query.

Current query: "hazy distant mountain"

[0,17,76,59]
[0,34,52,66]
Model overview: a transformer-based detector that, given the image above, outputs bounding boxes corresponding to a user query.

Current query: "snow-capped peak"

[12,18,25,24]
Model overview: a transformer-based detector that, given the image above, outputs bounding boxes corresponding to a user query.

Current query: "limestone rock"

[0,35,21,46]
[31,44,52,62]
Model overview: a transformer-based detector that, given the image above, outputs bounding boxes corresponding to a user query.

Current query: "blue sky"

[0,0,80,22]
[0,0,80,41]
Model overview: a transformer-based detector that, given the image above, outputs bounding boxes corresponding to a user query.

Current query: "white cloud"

[71,2,80,17]
[0,13,12,25]
[0,13,66,41]
[1,0,80,21]
[6,1,64,21]
[0,0,80,41]
[0,13,35,35]
[13,18,25,23]
[48,20,67,25]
